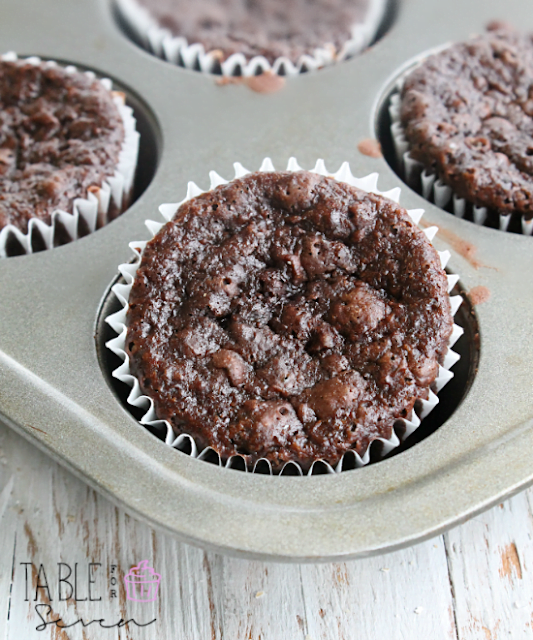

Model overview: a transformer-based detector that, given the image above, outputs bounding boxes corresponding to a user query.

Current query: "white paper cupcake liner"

[0,52,141,258]
[115,0,387,76]
[389,85,533,236]
[105,157,463,475]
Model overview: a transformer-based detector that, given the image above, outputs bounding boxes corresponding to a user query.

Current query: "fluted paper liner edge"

[388,53,533,236]
[115,0,387,77]
[0,52,141,258]
[105,157,464,475]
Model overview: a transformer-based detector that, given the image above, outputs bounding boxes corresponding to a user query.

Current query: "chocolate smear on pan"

[357,139,382,158]
[216,71,286,93]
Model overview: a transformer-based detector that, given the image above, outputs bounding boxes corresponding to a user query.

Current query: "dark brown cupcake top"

[126,171,453,472]
[400,28,533,220]
[137,0,371,64]
[0,59,124,233]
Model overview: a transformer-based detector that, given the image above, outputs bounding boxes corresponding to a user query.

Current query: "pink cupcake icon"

[124,560,161,602]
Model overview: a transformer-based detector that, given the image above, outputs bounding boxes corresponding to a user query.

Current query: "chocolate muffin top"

[137,0,372,64]
[126,171,453,472]
[400,28,533,220]
[0,59,124,233]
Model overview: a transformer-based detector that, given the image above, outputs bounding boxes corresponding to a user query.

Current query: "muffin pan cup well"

[104,157,463,475]
[0,0,532,561]
[114,0,388,76]
[0,53,140,257]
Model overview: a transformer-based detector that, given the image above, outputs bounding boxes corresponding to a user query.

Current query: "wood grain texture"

[0,422,531,640]
[445,492,533,640]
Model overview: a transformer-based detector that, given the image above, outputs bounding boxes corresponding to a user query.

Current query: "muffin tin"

[0,0,532,561]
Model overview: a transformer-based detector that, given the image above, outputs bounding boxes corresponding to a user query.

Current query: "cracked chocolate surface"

[126,171,453,472]
[401,28,533,221]
[138,0,372,64]
[0,59,124,233]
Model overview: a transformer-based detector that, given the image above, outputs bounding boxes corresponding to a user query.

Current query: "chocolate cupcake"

[116,0,387,75]
[106,159,462,474]
[0,53,139,257]
[390,27,533,235]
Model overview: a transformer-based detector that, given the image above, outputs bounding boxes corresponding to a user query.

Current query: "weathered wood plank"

[193,555,301,639]
[300,541,457,640]
[445,491,533,640]
[0,440,15,640]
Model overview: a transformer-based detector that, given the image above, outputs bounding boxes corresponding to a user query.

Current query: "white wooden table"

[1,421,532,640]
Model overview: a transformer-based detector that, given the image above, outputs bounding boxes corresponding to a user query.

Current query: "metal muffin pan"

[0,0,532,562]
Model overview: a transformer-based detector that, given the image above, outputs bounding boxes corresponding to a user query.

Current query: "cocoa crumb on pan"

[216,71,286,93]
[357,139,382,158]
[420,221,490,271]
[467,285,491,305]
